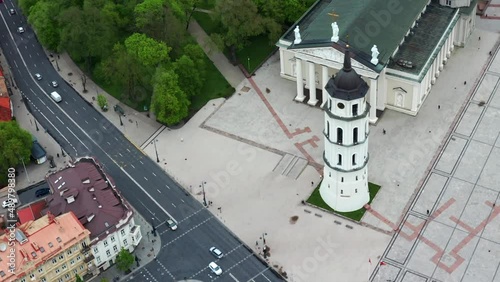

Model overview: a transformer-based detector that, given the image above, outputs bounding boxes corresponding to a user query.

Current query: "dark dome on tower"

[325,46,369,101]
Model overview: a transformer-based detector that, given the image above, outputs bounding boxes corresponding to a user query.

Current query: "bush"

[97,94,108,111]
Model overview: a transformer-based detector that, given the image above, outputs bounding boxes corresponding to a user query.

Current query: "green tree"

[18,0,40,13]
[27,0,61,50]
[124,33,171,67]
[151,68,190,125]
[116,248,134,272]
[97,94,108,110]
[0,121,32,186]
[174,55,203,99]
[253,0,313,27]
[210,0,266,63]
[75,274,84,282]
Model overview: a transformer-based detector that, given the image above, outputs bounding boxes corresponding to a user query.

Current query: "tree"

[75,274,84,282]
[174,55,203,99]
[0,121,32,186]
[124,33,171,67]
[18,0,40,13]
[27,0,61,50]
[116,248,134,272]
[81,72,88,93]
[211,0,266,63]
[97,94,108,110]
[151,68,190,125]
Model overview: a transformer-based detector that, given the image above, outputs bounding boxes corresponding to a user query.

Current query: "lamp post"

[152,139,160,163]
[261,232,267,245]
[119,114,123,126]
[55,55,60,71]
[34,118,39,131]
[200,181,207,207]
[19,156,30,183]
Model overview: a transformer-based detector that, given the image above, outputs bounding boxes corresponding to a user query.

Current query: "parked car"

[35,188,50,198]
[208,262,222,276]
[17,27,24,33]
[34,73,42,80]
[209,247,224,259]
[166,219,177,231]
[2,198,18,208]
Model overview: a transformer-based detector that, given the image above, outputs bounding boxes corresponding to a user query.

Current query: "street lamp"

[34,118,39,131]
[18,155,30,183]
[119,114,123,126]
[152,139,159,163]
[55,55,60,71]
[200,181,207,207]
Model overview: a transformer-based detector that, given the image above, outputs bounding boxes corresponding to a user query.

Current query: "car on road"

[34,73,42,80]
[209,247,224,259]
[51,81,58,87]
[9,9,15,15]
[17,27,24,33]
[35,188,50,198]
[2,198,18,208]
[166,219,177,231]
[208,262,222,276]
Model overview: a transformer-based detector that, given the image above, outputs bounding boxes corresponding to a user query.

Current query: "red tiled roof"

[18,200,47,224]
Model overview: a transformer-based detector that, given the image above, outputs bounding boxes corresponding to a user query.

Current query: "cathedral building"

[276,0,477,123]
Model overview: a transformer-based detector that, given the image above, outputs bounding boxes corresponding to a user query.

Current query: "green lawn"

[192,11,222,35]
[306,182,381,221]
[235,35,277,73]
[190,56,234,111]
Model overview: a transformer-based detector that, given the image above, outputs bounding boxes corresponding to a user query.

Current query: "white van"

[50,91,62,102]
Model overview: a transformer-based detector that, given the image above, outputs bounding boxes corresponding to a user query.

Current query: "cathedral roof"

[325,47,369,101]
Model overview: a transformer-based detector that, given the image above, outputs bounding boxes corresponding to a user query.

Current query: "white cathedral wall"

[384,75,416,111]
[280,49,297,80]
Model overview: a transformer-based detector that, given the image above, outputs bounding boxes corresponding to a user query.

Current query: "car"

[2,198,18,208]
[209,247,224,259]
[166,219,177,231]
[35,188,50,198]
[51,81,58,87]
[34,73,42,80]
[17,27,24,33]
[208,262,222,276]
[9,9,15,15]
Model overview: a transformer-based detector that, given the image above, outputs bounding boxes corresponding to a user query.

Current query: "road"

[0,2,283,282]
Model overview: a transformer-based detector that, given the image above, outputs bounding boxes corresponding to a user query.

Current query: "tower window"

[341,177,344,182]
[353,127,358,144]
[352,154,356,165]
[326,121,330,137]
[337,102,345,109]
[329,172,331,177]
[341,190,343,194]
[355,189,358,193]
[356,176,358,180]
[337,128,343,144]
[337,154,342,165]
[352,104,358,116]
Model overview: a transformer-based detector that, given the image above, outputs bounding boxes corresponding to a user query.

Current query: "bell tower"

[319,46,370,212]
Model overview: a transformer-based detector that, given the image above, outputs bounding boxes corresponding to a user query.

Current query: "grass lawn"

[190,56,234,111]
[306,182,381,221]
[235,35,276,73]
[192,11,222,35]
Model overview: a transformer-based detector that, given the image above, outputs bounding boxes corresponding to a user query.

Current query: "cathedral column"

[321,65,329,107]
[439,49,444,71]
[295,58,305,102]
[450,25,455,52]
[431,57,436,84]
[369,79,378,124]
[446,36,451,58]
[308,61,318,106]
[280,49,285,75]
[435,52,441,77]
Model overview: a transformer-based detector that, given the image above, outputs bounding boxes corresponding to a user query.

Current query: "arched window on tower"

[353,127,358,144]
[337,128,343,144]
[352,103,358,116]
[326,121,330,137]
[352,154,356,165]
[337,154,342,165]
[328,99,332,111]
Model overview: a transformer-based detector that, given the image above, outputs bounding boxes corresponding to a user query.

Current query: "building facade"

[320,47,370,212]
[0,212,91,282]
[44,157,142,274]
[277,0,476,122]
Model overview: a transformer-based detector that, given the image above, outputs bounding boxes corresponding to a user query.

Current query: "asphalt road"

[0,2,284,282]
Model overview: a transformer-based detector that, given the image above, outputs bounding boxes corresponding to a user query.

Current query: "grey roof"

[44,157,131,239]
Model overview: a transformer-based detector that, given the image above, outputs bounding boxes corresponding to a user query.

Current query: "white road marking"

[93,117,97,121]
[118,152,123,157]
[165,184,170,189]
[139,160,144,165]
[130,164,135,169]
[107,142,111,145]
[126,148,131,153]
[157,189,161,194]
[84,120,88,124]
[171,203,176,208]
[74,110,78,115]
[247,267,272,282]
[144,177,148,181]
[56,116,64,124]
[181,199,185,203]
[152,172,156,177]
[229,273,239,281]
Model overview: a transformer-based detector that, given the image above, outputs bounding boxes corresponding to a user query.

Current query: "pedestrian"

[311,181,314,187]
[490,51,492,55]
[426,209,430,215]
[438,105,440,109]
[256,241,259,246]
[479,36,481,41]
[383,129,386,135]
[464,81,467,85]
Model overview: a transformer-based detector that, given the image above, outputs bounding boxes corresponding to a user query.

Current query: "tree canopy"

[0,121,32,186]
[116,248,134,272]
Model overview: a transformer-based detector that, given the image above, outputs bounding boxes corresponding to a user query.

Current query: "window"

[106,250,111,257]
[337,154,342,165]
[79,265,84,270]
[96,256,102,264]
[103,240,108,247]
[40,247,45,253]
[325,121,330,137]
[58,254,64,260]
[352,104,358,116]
[29,274,35,279]
[41,278,47,282]
[337,128,343,143]
[123,239,128,246]
[446,0,452,5]
[328,99,332,111]
[353,128,358,144]
[356,176,358,181]
[73,269,78,274]
[113,245,118,253]
[329,172,331,177]
[337,102,345,109]
[111,236,116,243]
[70,259,75,265]
[352,154,357,165]
[65,274,70,279]
[55,268,60,274]
[121,229,126,236]
[61,264,67,270]
[355,189,358,193]
[48,242,54,248]
[67,249,72,255]
[93,247,99,253]
[20,279,26,282]
[38,267,43,273]
[341,190,343,194]
[58,278,63,282]
[76,256,81,261]
[56,237,62,243]
[52,258,57,264]
[341,177,344,182]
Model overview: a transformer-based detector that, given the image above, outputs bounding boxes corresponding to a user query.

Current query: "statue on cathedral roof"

[331,22,339,43]
[294,26,302,44]
[370,45,379,65]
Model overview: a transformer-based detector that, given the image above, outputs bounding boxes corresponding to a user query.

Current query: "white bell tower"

[319,46,370,212]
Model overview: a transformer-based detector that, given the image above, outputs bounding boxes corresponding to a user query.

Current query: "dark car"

[35,188,50,198]
[9,9,15,15]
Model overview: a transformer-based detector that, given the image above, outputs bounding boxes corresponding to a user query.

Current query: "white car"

[9,9,16,15]
[34,73,42,80]
[166,219,177,231]
[208,262,222,276]
[2,198,18,208]
[17,27,24,33]
[209,247,224,259]
[51,81,58,87]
